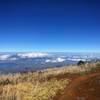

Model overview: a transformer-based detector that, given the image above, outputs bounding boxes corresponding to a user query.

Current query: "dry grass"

[0,62,99,100]
[0,70,70,100]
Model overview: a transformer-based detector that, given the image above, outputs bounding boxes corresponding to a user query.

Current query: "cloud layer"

[17,52,48,58]
[0,52,49,60]
[0,54,11,60]
[45,57,66,63]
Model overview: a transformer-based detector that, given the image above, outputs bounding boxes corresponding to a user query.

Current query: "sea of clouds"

[0,52,49,60]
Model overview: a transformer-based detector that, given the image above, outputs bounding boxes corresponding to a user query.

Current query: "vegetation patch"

[0,72,70,100]
[0,62,100,100]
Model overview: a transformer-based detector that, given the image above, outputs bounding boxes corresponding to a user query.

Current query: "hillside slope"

[54,66,100,100]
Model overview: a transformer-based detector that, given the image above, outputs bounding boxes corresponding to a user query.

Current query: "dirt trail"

[54,73,100,100]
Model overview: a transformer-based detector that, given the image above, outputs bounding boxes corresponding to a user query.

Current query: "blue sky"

[0,0,100,52]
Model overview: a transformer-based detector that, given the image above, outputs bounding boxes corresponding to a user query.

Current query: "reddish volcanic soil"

[54,70,100,100]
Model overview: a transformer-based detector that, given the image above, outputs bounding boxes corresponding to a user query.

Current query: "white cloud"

[56,58,66,62]
[45,57,66,63]
[0,54,11,60]
[45,59,51,62]
[67,58,86,61]
[17,52,48,58]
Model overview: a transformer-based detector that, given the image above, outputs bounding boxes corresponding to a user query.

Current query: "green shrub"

[77,60,85,66]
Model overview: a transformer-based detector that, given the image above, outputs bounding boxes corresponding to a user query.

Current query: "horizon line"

[0,51,100,53]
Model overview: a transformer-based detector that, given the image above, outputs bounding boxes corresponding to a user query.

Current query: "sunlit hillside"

[0,61,99,100]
